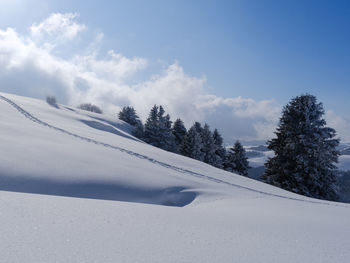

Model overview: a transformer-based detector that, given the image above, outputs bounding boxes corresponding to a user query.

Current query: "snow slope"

[0,92,349,262]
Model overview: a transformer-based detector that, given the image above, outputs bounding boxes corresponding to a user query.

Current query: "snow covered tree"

[193,121,203,134]
[172,118,187,152]
[213,128,226,168]
[143,105,176,152]
[159,113,177,152]
[132,120,144,139]
[118,106,140,126]
[180,125,204,161]
[201,123,218,165]
[144,105,160,147]
[263,94,340,201]
[78,103,103,114]
[118,106,144,139]
[46,96,58,107]
[224,140,250,176]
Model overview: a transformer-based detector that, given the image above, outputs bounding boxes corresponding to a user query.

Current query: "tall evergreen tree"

[144,105,160,147]
[132,120,144,139]
[160,114,177,152]
[143,105,176,152]
[118,106,144,139]
[157,105,166,147]
[213,128,226,168]
[263,94,339,201]
[224,140,250,176]
[201,123,217,165]
[180,125,204,161]
[193,122,203,134]
[118,106,140,126]
[172,118,187,152]
[157,105,165,123]
[193,121,205,155]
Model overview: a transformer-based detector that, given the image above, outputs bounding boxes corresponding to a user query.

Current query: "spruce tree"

[144,105,160,147]
[224,140,250,176]
[172,118,187,152]
[180,125,204,161]
[201,123,217,165]
[78,103,103,114]
[144,105,176,152]
[161,114,177,152]
[118,106,144,139]
[263,94,339,201]
[118,106,140,126]
[193,121,203,134]
[132,120,144,139]
[157,105,166,148]
[213,128,226,168]
[193,121,204,156]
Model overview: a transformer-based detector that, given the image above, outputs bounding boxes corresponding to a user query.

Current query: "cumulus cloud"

[30,13,86,41]
[195,95,280,141]
[0,13,283,141]
[130,62,206,123]
[3,12,347,142]
[76,50,148,82]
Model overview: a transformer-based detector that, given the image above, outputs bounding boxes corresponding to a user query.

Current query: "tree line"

[71,93,340,201]
[118,94,341,201]
[118,105,250,176]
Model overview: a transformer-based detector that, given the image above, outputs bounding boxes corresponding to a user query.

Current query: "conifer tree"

[213,128,226,168]
[193,121,204,155]
[201,123,217,165]
[180,125,204,161]
[193,121,203,134]
[118,106,144,139]
[157,105,165,123]
[143,105,176,152]
[263,94,339,201]
[172,118,187,152]
[144,105,160,147]
[78,103,103,114]
[224,140,250,176]
[160,114,177,152]
[157,105,166,147]
[132,120,144,139]
[118,106,140,126]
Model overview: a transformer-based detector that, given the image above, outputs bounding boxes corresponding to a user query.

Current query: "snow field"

[0,92,349,262]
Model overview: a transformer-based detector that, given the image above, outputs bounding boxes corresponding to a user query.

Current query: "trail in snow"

[0,95,347,207]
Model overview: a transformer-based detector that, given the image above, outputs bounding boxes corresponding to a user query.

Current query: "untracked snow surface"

[0,92,349,262]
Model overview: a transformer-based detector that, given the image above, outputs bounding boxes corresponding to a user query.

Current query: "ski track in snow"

[0,95,347,207]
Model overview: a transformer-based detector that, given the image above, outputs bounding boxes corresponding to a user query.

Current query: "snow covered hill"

[1,92,349,263]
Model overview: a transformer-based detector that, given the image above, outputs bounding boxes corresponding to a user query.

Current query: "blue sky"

[0,0,349,142]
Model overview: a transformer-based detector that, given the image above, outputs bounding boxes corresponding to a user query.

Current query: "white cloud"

[196,95,280,121]
[2,13,347,143]
[76,50,148,82]
[30,13,86,41]
[130,62,206,124]
[0,14,281,142]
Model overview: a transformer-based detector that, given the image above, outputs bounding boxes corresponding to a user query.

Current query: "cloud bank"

[0,13,347,142]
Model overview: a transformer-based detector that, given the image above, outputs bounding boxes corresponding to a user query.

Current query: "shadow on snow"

[0,174,196,207]
[80,119,139,143]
